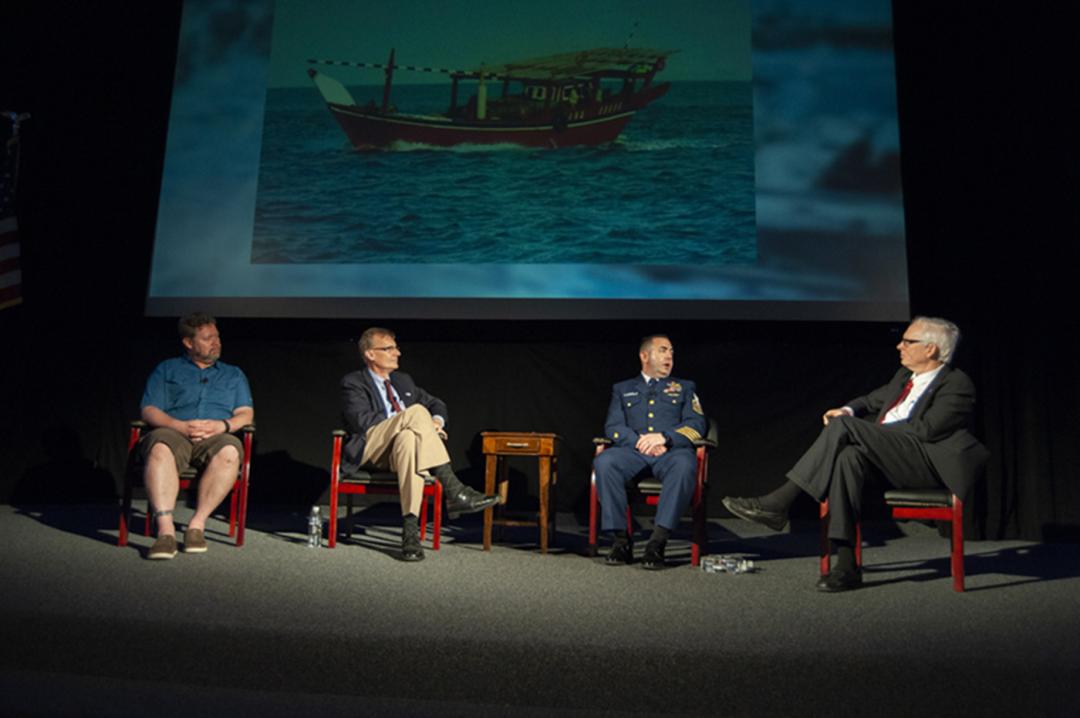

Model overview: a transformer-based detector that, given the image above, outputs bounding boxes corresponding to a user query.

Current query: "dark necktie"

[384,379,403,414]
[879,379,914,423]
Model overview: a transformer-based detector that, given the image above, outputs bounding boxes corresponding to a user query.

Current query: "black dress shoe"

[722,496,789,532]
[445,487,500,519]
[816,568,862,592]
[604,541,633,565]
[641,540,666,570]
[401,523,424,562]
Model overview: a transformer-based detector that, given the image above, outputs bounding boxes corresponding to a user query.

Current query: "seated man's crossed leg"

[361,404,496,561]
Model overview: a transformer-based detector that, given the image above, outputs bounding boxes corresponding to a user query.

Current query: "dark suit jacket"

[340,369,448,474]
[846,365,989,500]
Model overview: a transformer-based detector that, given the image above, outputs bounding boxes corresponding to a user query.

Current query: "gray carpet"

[2,503,1078,717]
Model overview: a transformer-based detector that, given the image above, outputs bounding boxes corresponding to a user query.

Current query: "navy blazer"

[846,365,989,500]
[604,375,707,450]
[340,369,448,474]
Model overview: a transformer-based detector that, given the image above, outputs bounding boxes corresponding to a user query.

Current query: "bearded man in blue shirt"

[138,313,254,559]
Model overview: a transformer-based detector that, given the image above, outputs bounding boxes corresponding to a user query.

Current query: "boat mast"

[476,67,487,120]
[381,48,395,113]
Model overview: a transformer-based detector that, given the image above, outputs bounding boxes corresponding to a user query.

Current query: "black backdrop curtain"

[1,2,1077,540]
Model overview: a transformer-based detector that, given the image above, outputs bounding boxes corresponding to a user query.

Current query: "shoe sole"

[816,574,863,592]
[183,545,208,554]
[401,552,425,562]
[148,550,177,560]
[446,497,500,519]
[722,497,789,532]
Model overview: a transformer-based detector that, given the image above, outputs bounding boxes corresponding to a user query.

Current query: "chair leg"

[691,492,706,568]
[228,486,239,537]
[951,496,965,592]
[855,522,863,567]
[328,490,339,550]
[819,501,830,575]
[432,481,442,550]
[588,473,598,557]
[235,477,247,547]
[118,471,134,547]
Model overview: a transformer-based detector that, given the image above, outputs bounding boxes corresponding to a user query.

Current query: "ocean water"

[252,81,755,264]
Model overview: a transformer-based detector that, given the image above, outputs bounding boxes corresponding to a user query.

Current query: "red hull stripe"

[329,106,637,148]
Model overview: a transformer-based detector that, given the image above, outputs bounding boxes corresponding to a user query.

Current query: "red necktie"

[384,379,403,414]
[879,379,914,424]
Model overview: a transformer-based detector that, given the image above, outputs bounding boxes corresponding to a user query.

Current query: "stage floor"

[2,503,1079,716]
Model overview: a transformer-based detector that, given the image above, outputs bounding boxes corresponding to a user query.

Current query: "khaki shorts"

[139,427,244,475]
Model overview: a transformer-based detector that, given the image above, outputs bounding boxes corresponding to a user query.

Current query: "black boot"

[431,464,500,519]
[642,525,669,570]
[605,531,633,565]
[401,514,424,562]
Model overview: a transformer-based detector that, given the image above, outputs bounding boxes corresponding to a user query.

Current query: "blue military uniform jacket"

[605,375,706,450]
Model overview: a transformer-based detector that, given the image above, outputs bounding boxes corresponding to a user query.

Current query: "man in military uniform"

[595,334,707,570]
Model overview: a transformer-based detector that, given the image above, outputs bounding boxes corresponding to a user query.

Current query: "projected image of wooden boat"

[307,47,675,149]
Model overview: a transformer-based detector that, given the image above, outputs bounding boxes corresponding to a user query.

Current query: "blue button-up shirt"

[368,368,403,418]
[367,369,445,426]
[140,355,253,420]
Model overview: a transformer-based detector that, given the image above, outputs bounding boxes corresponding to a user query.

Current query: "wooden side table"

[481,432,560,554]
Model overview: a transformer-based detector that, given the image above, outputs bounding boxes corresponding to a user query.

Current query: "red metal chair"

[328,429,443,549]
[820,489,968,592]
[588,418,717,566]
[118,420,254,548]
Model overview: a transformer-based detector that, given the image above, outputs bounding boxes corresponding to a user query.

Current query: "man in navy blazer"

[595,334,708,570]
[723,316,990,591]
[340,327,498,561]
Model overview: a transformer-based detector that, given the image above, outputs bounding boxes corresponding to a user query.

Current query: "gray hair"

[358,327,394,353]
[911,316,961,364]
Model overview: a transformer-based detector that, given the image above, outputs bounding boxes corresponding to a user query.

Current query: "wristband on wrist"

[222,419,230,433]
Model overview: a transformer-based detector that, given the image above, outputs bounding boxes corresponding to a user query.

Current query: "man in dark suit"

[595,334,707,570]
[340,327,498,561]
[723,316,990,591]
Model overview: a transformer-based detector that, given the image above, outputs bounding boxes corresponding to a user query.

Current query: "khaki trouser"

[360,404,449,516]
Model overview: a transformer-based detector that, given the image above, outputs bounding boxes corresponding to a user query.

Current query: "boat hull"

[325,83,670,150]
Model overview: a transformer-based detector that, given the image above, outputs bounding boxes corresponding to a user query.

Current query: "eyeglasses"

[899,338,925,346]
[372,345,400,353]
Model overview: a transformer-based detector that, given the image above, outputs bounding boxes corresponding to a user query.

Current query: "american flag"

[1,122,23,311]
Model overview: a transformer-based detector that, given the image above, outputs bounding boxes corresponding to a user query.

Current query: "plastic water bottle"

[307,505,322,548]
[701,555,756,574]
